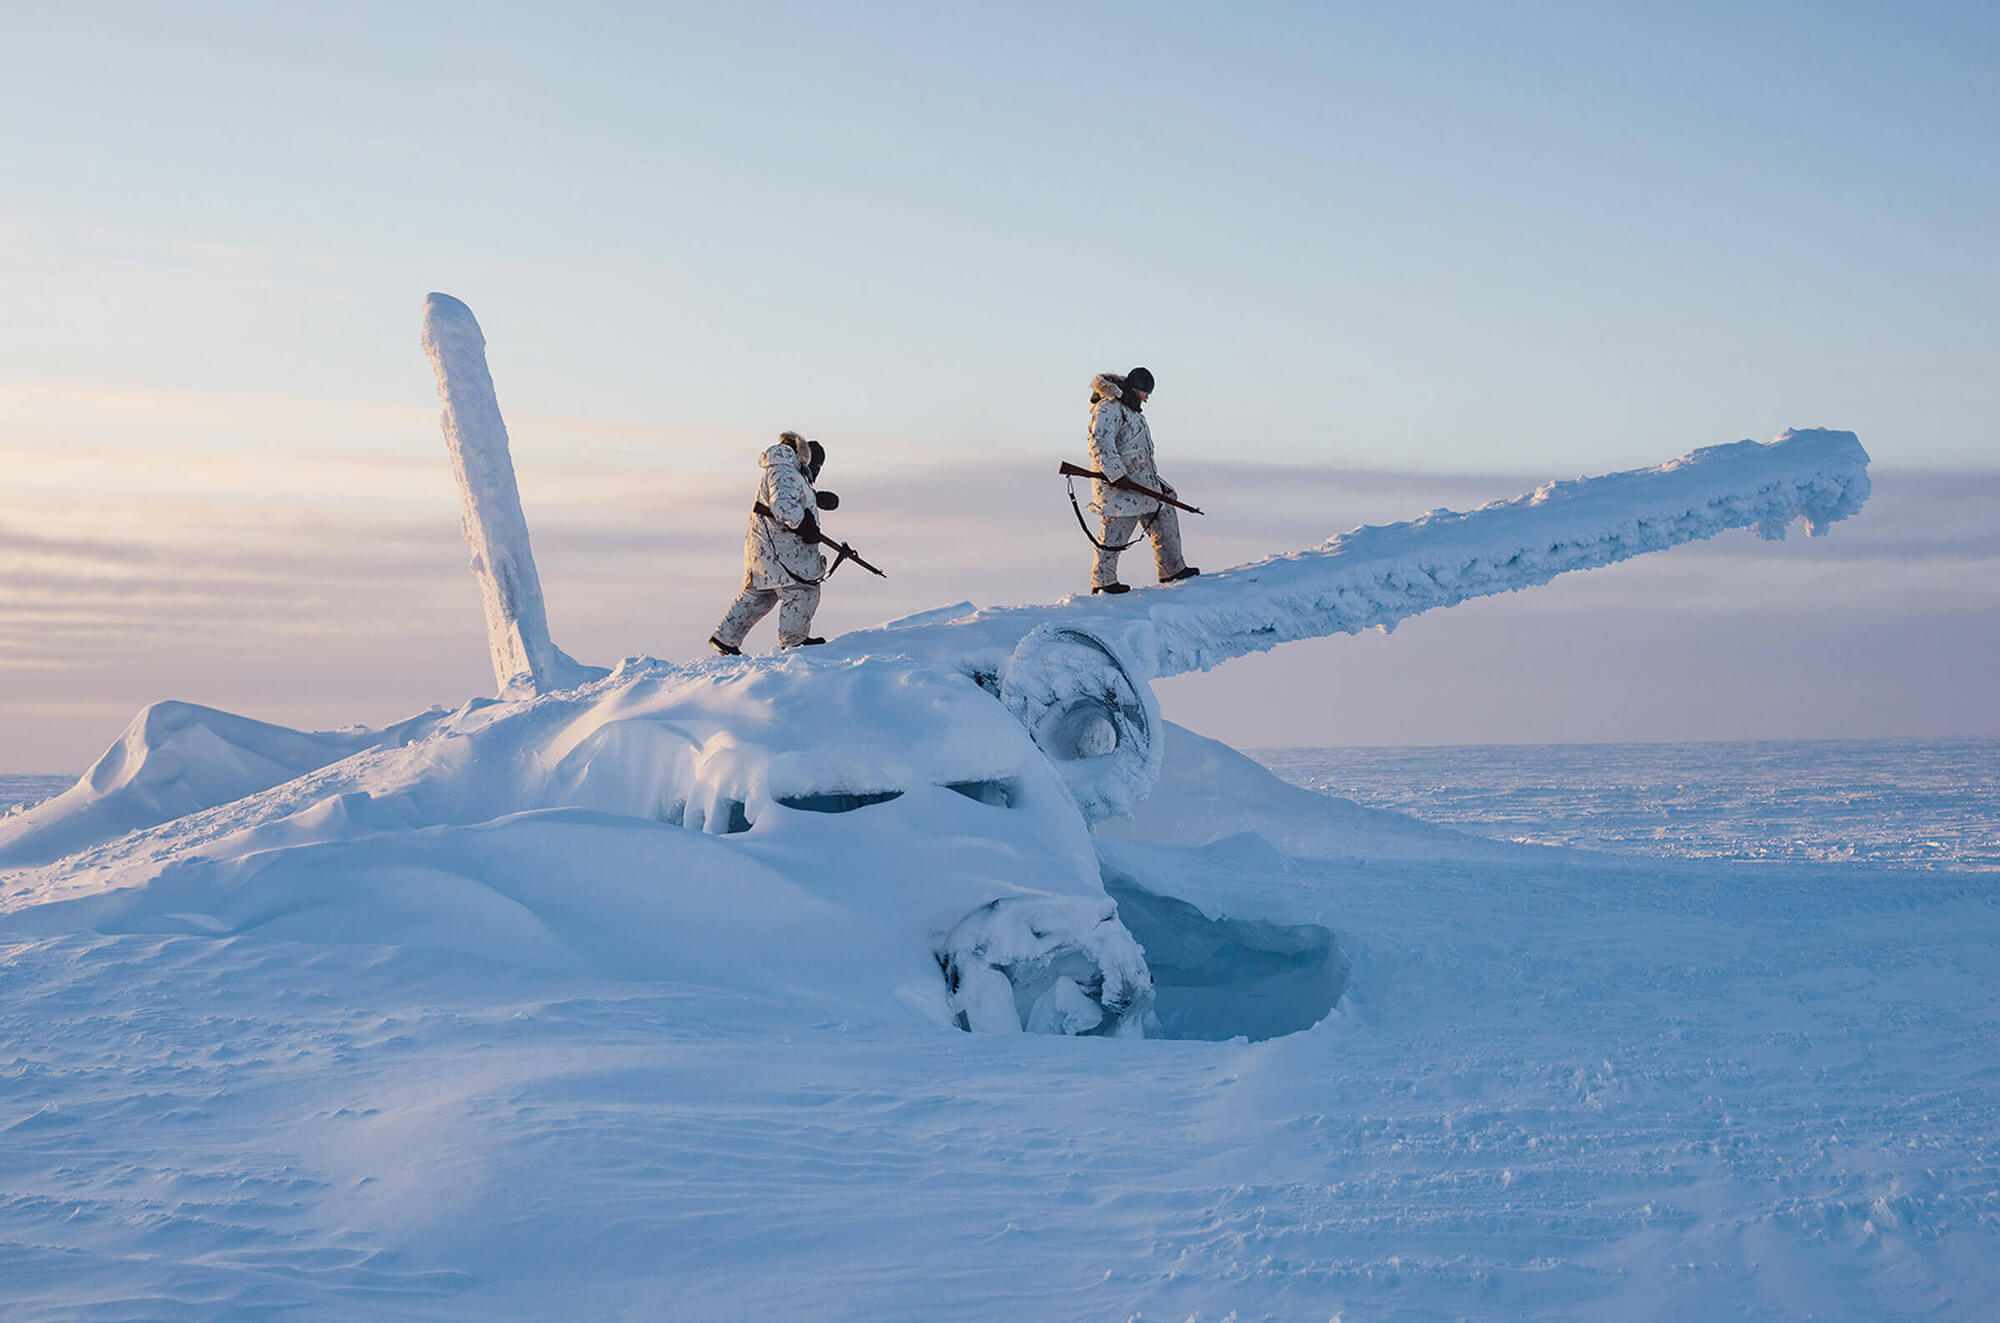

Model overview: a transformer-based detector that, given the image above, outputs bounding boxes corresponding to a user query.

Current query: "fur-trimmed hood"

[1090,372,1125,403]
[760,441,805,472]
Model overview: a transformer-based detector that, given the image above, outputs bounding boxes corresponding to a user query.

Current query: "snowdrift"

[0,657,1160,1035]
[0,701,447,869]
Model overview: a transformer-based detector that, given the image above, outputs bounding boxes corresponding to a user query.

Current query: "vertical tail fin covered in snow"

[421,293,602,698]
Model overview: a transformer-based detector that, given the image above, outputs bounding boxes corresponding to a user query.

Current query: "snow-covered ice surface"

[0,704,452,871]
[1256,738,2000,870]
[0,778,69,817]
[4,717,1998,1319]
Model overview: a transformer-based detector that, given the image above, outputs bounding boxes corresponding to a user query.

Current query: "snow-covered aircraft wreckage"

[0,294,1873,1040]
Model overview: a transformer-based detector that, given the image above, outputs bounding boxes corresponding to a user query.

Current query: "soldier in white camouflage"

[1085,367,1199,594]
[710,432,833,653]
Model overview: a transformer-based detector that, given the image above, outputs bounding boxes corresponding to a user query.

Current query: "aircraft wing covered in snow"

[829,426,1872,681]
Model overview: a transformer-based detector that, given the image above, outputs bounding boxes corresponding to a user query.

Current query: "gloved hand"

[794,510,822,545]
[807,440,826,481]
[814,490,840,511]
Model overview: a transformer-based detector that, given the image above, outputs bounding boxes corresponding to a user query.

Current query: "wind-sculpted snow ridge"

[0,700,451,870]
[830,428,1871,680]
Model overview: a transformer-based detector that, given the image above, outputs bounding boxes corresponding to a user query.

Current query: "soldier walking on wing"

[1085,367,1199,594]
[710,431,838,654]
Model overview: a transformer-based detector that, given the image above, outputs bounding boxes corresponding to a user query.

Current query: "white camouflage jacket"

[1085,373,1171,518]
[744,442,826,590]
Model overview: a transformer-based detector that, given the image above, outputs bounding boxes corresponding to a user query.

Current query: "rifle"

[822,538,887,579]
[1057,461,1205,515]
[753,501,887,580]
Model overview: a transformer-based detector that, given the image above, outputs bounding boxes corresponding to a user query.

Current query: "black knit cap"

[1124,367,1155,394]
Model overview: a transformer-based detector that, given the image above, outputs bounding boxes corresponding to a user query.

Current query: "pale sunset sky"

[3,2,1995,771]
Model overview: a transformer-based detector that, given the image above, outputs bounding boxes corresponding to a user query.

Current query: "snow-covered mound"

[0,708,1547,1055]
[0,656,1160,1036]
[0,700,447,869]
[1,694,1504,1044]
[7,671,1452,1045]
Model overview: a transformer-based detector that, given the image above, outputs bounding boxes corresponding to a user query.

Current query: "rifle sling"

[1065,473,1143,552]
[751,501,841,587]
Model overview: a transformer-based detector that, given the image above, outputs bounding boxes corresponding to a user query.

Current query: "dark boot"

[1161,567,1201,583]
[1091,583,1131,595]
[709,636,743,657]
[783,636,828,648]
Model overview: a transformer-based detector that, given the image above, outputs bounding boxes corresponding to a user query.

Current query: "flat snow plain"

[1258,738,2000,870]
[3,734,1997,1321]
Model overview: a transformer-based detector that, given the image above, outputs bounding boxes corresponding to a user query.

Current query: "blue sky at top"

[6,0,1993,468]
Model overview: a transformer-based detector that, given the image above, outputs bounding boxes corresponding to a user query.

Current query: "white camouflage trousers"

[1092,505,1186,588]
[713,582,821,649]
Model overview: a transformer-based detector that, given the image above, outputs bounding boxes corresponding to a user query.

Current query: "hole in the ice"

[1102,873,1347,1042]
[719,800,752,834]
[776,789,905,814]
[661,799,686,827]
[943,778,1016,808]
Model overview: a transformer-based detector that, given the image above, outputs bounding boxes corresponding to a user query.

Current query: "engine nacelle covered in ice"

[996,624,1164,824]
